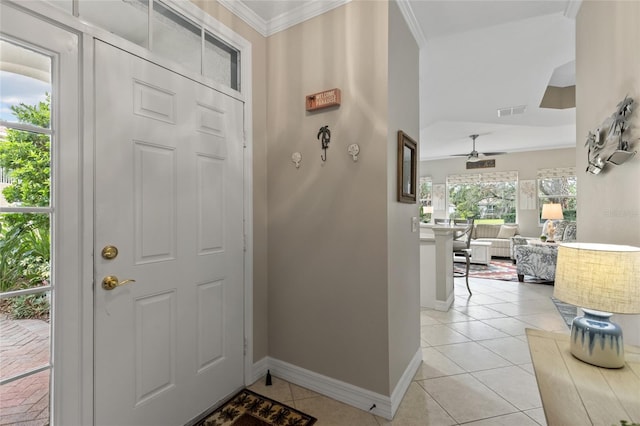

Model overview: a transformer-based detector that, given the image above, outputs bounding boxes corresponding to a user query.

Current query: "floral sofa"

[513,221,577,282]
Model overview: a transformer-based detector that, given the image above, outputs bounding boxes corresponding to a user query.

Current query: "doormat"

[551,297,577,329]
[194,389,317,426]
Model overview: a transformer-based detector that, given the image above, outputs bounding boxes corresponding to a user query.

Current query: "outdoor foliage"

[0,95,51,319]
[539,176,577,221]
[449,181,516,222]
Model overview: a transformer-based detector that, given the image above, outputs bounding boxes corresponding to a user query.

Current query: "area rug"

[194,389,316,426]
[551,297,577,328]
[455,259,554,283]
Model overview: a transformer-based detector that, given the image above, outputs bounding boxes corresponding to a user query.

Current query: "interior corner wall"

[387,0,420,393]
[190,0,269,362]
[420,148,576,238]
[576,0,640,345]
[266,1,392,394]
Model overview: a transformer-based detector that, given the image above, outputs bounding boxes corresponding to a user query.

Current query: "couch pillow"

[553,220,568,242]
[475,224,501,239]
[496,225,518,239]
[563,223,577,241]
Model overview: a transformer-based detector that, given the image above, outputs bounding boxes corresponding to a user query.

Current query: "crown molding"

[396,0,427,48]
[218,0,269,37]
[219,0,351,38]
[564,0,583,19]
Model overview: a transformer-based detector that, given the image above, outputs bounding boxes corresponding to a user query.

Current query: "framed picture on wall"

[397,130,417,203]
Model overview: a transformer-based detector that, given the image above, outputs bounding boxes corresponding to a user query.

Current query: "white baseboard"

[250,356,269,385]
[434,291,454,311]
[390,348,422,417]
[251,351,422,420]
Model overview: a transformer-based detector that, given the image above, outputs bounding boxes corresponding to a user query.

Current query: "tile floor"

[249,276,569,425]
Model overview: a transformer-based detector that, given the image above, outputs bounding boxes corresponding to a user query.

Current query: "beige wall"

[576,0,640,344]
[266,1,392,395]
[190,0,269,361]
[387,0,420,392]
[420,148,576,237]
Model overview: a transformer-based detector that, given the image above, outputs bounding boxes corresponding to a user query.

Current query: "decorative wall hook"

[317,125,331,161]
[585,95,636,174]
[348,143,360,161]
[291,152,302,168]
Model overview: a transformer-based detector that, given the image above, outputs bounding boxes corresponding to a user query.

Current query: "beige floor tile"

[421,324,470,346]
[376,382,455,426]
[418,374,517,423]
[478,336,532,365]
[480,317,534,336]
[434,342,512,372]
[461,293,509,306]
[446,320,509,341]
[523,407,547,425]
[420,310,441,326]
[454,305,506,320]
[422,308,472,324]
[413,347,465,380]
[462,412,540,425]
[293,395,378,426]
[290,383,321,400]
[472,366,542,410]
[248,375,293,404]
[517,363,535,375]
[515,313,568,331]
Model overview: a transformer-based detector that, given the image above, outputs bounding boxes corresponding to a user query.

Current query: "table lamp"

[541,203,563,241]
[554,243,640,368]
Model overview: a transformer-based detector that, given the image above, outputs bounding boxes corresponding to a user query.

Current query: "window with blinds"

[537,167,577,222]
[446,171,518,222]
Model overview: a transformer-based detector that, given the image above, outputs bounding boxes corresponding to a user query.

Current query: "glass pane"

[0,213,51,293]
[204,31,239,90]
[153,1,201,75]
[79,0,149,48]
[0,366,50,425]
[0,131,51,208]
[0,41,51,126]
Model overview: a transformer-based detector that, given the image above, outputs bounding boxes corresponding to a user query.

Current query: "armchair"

[514,243,558,282]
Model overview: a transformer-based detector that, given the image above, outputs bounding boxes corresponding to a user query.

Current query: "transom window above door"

[45,0,240,91]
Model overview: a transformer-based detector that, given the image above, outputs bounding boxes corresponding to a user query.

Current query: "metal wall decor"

[585,96,636,174]
[317,125,331,161]
[291,152,302,168]
[348,143,360,161]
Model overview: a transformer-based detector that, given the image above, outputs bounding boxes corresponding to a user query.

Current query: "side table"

[526,328,640,425]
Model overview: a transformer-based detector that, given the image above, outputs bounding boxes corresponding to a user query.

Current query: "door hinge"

[243,130,247,148]
[244,337,248,356]
[243,234,247,252]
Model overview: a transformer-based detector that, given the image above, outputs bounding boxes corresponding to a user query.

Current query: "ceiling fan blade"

[480,152,507,156]
[451,153,470,157]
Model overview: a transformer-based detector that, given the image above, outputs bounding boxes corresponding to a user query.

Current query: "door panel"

[94,40,244,426]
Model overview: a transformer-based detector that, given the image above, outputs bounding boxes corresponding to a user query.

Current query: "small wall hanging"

[291,152,301,168]
[585,95,636,174]
[348,144,360,161]
[317,125,331,161]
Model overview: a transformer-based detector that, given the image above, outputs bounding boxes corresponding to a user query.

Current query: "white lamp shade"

[541,203,564,220]
[554,243,640,314]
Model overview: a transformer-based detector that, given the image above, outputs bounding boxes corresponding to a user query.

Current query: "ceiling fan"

[452,134,507,162]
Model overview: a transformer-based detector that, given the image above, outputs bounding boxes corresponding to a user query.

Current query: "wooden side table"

[526,328,640,426]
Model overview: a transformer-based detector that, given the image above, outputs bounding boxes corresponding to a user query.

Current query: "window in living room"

[419,176,432,222]
[537,167,577,222]
[446,171,517,222]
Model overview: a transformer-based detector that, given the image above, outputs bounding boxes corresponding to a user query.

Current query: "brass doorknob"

[101,245,119,260]
[102,275,136,290]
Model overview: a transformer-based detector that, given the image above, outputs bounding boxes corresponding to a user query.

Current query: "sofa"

[471,223,521,258]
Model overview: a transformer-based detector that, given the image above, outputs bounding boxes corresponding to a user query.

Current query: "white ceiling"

[231,0,579,160]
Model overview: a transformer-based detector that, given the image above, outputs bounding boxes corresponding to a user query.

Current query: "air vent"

[497,105,527,117]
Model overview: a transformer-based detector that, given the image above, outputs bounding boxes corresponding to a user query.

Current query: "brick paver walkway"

[0,317,50,426]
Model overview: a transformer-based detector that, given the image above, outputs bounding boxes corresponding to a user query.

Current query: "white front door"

[93,40,245,426]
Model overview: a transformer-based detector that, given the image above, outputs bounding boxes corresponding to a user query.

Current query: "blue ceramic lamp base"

[570,308,625,369]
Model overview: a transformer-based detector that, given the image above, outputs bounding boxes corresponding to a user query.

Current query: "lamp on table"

[541,203,563,241]
[554,243,640,368]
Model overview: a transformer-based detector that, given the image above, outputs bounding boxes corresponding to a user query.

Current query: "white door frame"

[2,1,254,424]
